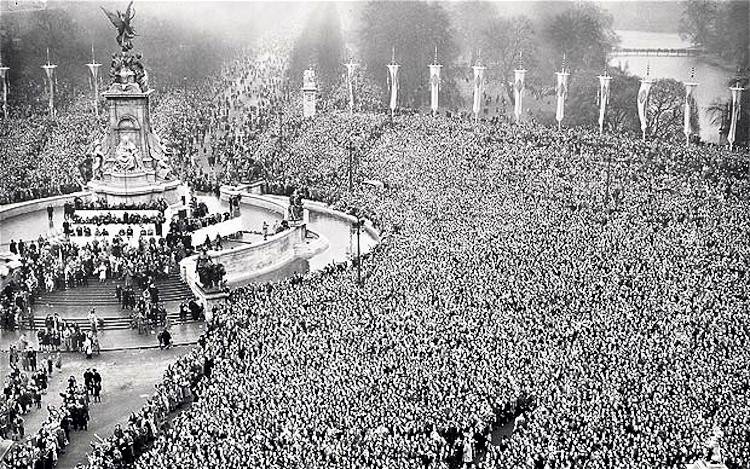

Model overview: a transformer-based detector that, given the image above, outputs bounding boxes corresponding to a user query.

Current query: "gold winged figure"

[101,1,137,51]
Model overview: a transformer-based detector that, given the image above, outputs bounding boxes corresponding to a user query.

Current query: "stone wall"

[0,191,90,222]
[181,223,306,295]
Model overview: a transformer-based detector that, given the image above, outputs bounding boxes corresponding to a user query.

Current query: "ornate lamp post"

[348,140,354,193]
[351,216,364,286]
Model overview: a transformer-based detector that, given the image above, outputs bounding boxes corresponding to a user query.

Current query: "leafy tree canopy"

[680,0,749,67]
[359,1,458,109]
[286,4,344,97]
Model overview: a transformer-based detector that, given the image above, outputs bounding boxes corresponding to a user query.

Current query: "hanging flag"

[728,84,744,150]
[42,63,57,116]
[387,63,399,115]
[637,77,654,140]
[429,63,441,115]
[597,74,612,135]
[683,80,698,144]
[0,65,9,119]
[86,44,98,90]
[86,63,100,89]
[513,68,526,123]
[472,64,486,119]
[344,60,357,115]
[555,70,569,128]
[86,62,102,116]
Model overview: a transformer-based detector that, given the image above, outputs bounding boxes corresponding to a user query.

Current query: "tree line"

[285,1,747,144]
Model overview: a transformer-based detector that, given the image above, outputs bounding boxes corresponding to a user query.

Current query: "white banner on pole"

[728,85,744,150]
[637,77,654,140]
[513,69,526,124]
[345,60,357,115]
[555,71,569,127]
[429,64,441,115]
[597,74,612,135]
[472,64,486,119]
[683,81,698,143]
[387,63,399,114]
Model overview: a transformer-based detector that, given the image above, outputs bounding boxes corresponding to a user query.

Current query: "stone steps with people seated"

[33,283,190,305]
[31,273,194,319]
[30,307,197,331]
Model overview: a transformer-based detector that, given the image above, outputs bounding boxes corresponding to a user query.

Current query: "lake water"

[610,30,736,143]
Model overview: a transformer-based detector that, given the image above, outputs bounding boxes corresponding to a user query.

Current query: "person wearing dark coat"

[92,369,102,400]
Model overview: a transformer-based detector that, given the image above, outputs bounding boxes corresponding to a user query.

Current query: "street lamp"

[348,140,355,193]
[605,152,612,207]
[351,217,364,286]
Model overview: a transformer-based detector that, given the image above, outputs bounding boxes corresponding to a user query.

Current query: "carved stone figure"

[303,68,316,89]
[101,1,137,52]
[108,52,145,93]
[148,133,174,180]
[88,139,104,180]
[114,135,142,172]
[288,190,304,221]
[131,53,149,91]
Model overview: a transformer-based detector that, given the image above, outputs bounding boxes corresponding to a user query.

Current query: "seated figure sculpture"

[114,135,141,172]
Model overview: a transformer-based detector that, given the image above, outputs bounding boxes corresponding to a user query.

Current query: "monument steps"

[32,275,192,306]
[30,311,198,331]
[32,301,181,319]
[33,286,189,304]
[30,274,196,331]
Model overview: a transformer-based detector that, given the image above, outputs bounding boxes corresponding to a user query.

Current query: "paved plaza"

[0,347,189,468]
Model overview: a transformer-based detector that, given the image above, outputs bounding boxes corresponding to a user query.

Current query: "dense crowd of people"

[0,232,190,333]
[84,343,206,467]
[2,30,749,469]
[3,368,97,469]
[78,92,750,469]
[0,97,99,205]
[69,212,166,226]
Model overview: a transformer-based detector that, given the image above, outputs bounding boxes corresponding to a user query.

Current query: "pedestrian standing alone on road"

[92,369,102,403]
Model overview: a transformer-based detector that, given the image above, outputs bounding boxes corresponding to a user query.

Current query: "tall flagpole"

[513,51,526,124]
[472,51,486,123]
[428,46,441,117]
[86,43,102,117]
[0,47,9,120]
[597,67,612,135]
[344,56,357,116]
[637,63,655,142]
[42,48,57,117]
[387,47,399,123]
[555,54,569,131]
[728,80,745,151]
[683,66,698,147]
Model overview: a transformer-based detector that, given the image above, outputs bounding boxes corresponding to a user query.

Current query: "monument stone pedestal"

[302,68,317,118]
[86,76,181,205]
[88,178,182,206]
